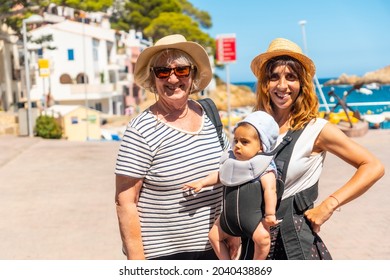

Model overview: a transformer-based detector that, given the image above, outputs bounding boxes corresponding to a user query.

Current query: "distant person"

[183,111,280,260]
[114,34,239,260]
[240,37,385,259]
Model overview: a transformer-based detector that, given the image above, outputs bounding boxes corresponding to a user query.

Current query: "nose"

[277,77,288,89]
[167,70,180,82]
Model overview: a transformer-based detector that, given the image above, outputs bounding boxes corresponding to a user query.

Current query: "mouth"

[166,85,180,90]
[166,84,185,92]
[274,91,290,99]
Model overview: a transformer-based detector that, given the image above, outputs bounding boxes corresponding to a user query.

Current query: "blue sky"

[189,0,390,83]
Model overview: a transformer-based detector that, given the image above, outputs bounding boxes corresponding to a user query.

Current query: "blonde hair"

[254,56,319,130]
[137,49,201,93]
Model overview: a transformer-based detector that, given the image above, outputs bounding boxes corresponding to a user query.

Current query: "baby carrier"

[239,126,322,260]
[198,98,323,259]
[217,144,286,239]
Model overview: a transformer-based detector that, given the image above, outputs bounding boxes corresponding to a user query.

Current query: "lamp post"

[298,20,330,113]
[22,14,43,137]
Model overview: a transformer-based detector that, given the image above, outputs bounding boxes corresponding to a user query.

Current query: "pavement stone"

[0,129,389,260]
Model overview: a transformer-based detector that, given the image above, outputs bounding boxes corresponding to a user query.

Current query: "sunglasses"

[151,65,196,79]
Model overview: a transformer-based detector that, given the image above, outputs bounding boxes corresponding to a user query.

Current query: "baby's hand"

[182,181,203,193]
[263,214,280,226]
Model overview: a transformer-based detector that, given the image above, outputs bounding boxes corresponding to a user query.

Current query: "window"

[60,74,72,84]
[92,39,99,61]
[95,103,102,112]
[68,49,74,61]
[76,73,88,84]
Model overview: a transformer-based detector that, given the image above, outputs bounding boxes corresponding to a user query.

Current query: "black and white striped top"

[115,106,229,259]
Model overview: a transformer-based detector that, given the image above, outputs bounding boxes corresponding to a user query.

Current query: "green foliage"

[111,0,180,32]
[30,34,57,51]
[35,115,63,139]
[51,0,113,12]
[177,0,212,29]
[110,0,214,48]
[144,12,215,53]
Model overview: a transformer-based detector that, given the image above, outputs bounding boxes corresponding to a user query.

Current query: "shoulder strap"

[273,127,306,182]
[198,98,224,148]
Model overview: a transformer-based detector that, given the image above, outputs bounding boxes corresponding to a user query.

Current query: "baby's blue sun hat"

[236,111,279,152]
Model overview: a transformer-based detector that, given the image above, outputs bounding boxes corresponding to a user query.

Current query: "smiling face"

[152,50,195,108]
[268,65,301,111]
[233,123,262,161]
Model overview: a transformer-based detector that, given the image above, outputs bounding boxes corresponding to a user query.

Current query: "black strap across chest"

[273,125,320,260]
[198,98,224,149]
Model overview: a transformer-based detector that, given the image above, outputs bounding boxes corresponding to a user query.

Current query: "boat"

[362,113,387,129]
[362,113,386,124]
[323,84,369,137]
[382,111,390,121]
[365,83,381,90]
[356,87,373,95]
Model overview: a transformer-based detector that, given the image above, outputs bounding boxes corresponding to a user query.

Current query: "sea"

[233,78,390,129]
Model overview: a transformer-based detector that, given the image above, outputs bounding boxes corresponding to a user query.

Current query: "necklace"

[154,100,190,128]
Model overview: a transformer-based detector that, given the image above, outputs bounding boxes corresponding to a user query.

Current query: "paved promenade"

[0,129,389,260]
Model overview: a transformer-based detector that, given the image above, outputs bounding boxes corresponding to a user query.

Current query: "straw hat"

[250,38,315,78]
[134,34,212,91]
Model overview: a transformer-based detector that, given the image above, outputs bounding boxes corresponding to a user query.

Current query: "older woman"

[242,38,385,259]
[115,34,232,260]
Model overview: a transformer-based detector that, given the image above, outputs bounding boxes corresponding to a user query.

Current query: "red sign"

[216,34,236,63]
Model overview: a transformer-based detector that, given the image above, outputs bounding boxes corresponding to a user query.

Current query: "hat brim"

[251,50,316,78]
[134,41,212,92]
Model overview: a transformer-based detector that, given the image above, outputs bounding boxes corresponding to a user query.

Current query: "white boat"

[382,111,390,121]
[365,83,381,90]
[362,113,386,124]
[357,87,373,95]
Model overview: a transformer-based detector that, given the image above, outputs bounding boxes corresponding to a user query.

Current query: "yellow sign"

[38,59,50,77]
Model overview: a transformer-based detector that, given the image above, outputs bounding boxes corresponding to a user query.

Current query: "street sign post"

[216,34,237,140]
[38,59,50,77]
[216,34,236,63]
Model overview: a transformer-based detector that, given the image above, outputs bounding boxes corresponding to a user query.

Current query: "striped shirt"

[115,105,229,259]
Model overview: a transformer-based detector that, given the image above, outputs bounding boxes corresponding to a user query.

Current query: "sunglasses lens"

[153,66,192,79]
[154,68,171,78]
[174,66,191,77]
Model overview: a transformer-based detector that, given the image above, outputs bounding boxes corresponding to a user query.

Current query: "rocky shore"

[324,65,390,86]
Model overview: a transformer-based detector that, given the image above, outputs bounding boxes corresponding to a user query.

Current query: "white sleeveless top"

[276,118,328,200]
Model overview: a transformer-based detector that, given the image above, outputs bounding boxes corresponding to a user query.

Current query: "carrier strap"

[198,98,224,149]
[273,124,320,259]
[277,183,319,260]
[273,127,306,182]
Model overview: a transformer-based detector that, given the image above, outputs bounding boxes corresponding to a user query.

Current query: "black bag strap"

[198,98,224,148]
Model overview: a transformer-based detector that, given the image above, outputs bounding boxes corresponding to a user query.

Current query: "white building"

[28,18,124,115]
[0,23,22,112]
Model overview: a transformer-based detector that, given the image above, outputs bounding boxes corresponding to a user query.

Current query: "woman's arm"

[305,122,385,232]
[115,174,145,260]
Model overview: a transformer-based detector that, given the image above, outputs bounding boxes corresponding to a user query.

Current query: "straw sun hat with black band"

[250,38,316,78]
[134,34,212,93]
